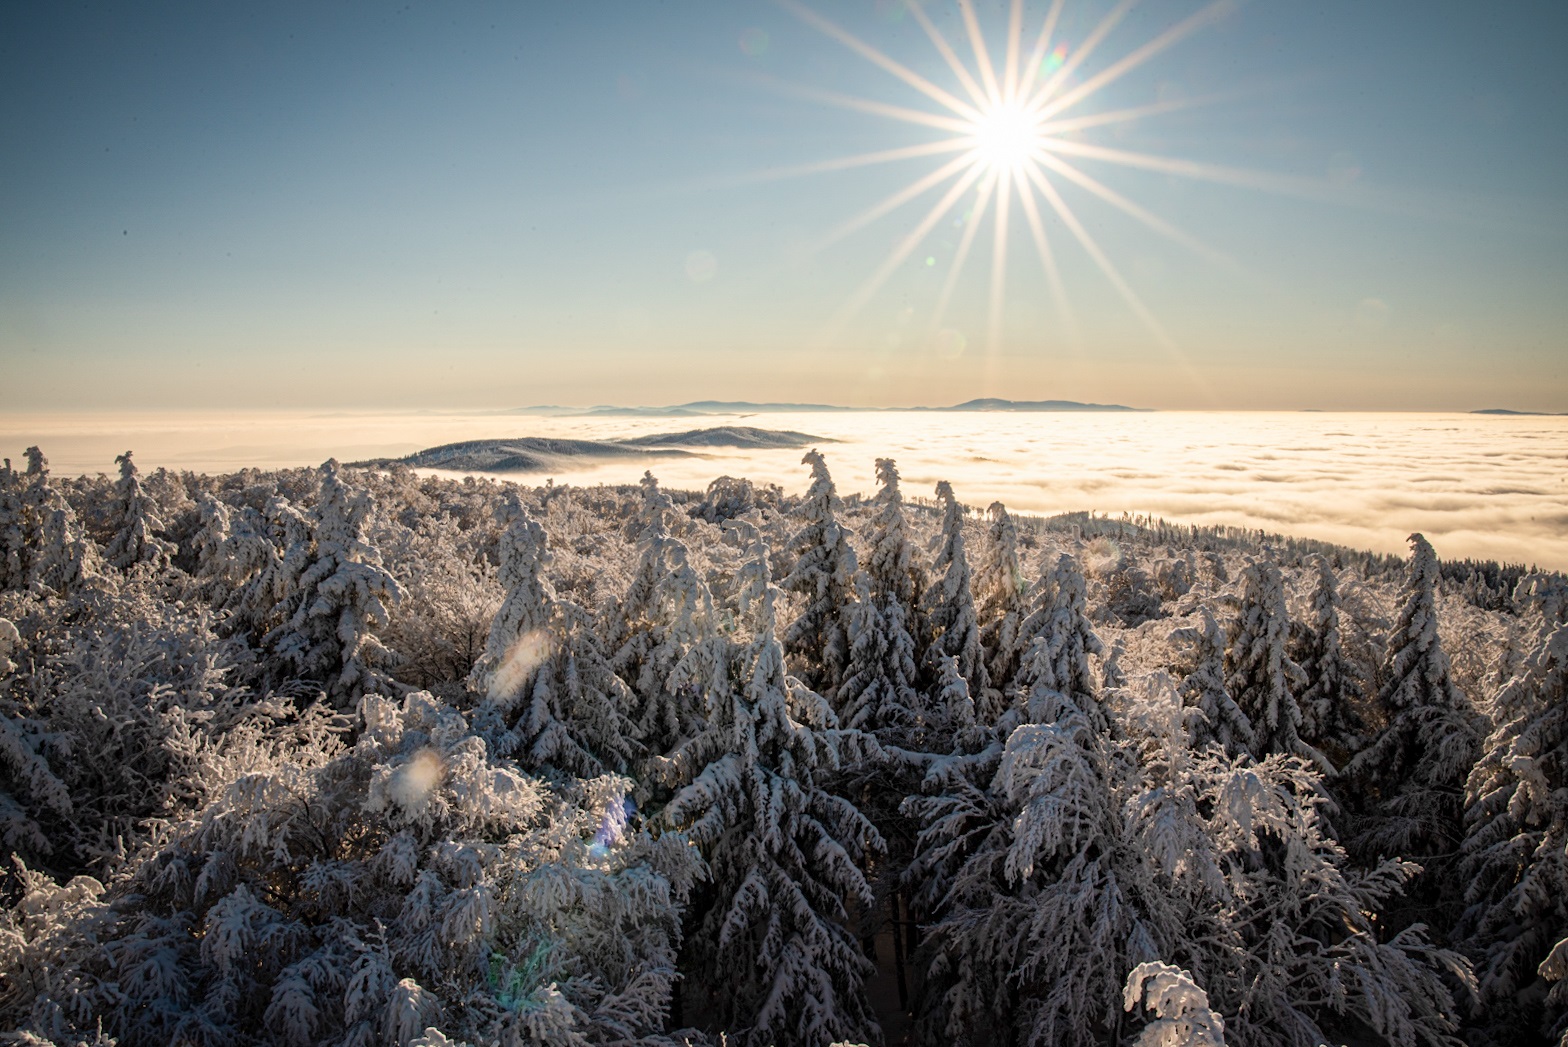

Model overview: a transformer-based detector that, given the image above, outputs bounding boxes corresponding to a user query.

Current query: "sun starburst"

[771,0,1247,365]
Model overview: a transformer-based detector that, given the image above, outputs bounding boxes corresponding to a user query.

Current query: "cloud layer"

[8,409,1565,572]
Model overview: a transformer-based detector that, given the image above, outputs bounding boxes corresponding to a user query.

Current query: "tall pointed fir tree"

[1169,608,1254,758]
[225,496,307,643]
[3,447,98,595]
[611,496,717,765]
[263,460,403,702]
[474,492,636,777]
[978,501,1029,693]
[923,480,991,716]
[1293,555,1366,768]
[780,450,859,700]
[1460,574,1568,1045]
[1226,559,1329,771]
[865,458,927,654]
[837,460,926,745]
[0,457,25,591]
[1343,533,1480,928]
[103,450,174,571]
[905,551,1157,1046]
[661,523,882,1046]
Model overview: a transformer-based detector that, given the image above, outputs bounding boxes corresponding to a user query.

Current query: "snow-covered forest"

[2,444,1565,1047]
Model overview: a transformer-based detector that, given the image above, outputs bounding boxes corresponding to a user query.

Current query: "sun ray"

[1023,163,1178,352]
[1036,92,1224,136]
[930,172,997,334]
[710,138,977,190]
[811,151,977,254]
[1035,0,1238,122]
[1015,0,1068,105]
[1040,137,1353,202]
[776,0,983,122]
[988,164,1015,351]
[828,163,990,334]
[774,0,1258,373]
[902,1,990,110]
[1003,0,1025,100]
[1029,0,1139,111]
[747,74,976,134]
[1034,150,1232,266]
[1014,171,1080,349]
[957,1,1004,105]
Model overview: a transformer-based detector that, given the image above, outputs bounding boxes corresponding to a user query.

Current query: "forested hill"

[351,425,826,473]
[1,446,1563,1046]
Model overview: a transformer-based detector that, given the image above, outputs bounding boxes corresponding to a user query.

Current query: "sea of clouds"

[7,409,1566,571]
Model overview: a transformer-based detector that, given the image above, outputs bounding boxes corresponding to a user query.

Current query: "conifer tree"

[2,691,697,1047]
[780,450,859,698]
[865,458,926,647]
[6,448,98,595]
[103,451,174,571]
[1169,608,1254,758]
[661,527,882,1046]
[1460,574,1568,1044]
[1343,534,1480,919]
[1010,554,1105,731]
[1226,559,1328,770]
[617,529,716,763]
[0,459,25,591]
[923,481,990,714]
[475,493,635,777]
[978,501,1028,689]
[838,459,927,742]
[1294,556,1365,767]
[264,461,403,701]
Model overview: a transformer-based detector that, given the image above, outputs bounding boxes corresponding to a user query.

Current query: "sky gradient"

[2,1,1565,411]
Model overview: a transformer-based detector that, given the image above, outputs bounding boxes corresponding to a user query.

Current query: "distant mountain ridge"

[1472,408,1567,416]
[511,398,1141,416]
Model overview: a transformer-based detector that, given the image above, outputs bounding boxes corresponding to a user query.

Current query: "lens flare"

[488,629,552,703]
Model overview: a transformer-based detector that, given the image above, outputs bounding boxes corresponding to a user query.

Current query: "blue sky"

[2,1,1564,410]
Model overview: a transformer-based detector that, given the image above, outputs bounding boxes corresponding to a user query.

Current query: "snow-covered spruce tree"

[908,629,1153,1045]
[264,461,402,701]
[1293,556,1366,768]
[923,481,990,715]
[1169,608,1254,758]
[1007,554,1104,731]
[604,473,718,765]
[10,448,98,596]
[617,531,716,766]
[978,501,1028,691]
[103,451,174,572]
[838,458,927,743]
[1343,533,1480,922]
[376,511,502,693]
[780,450,859,700]
[1180,754,1472,1047]
[473,493,635,777]
[0,459,26,591]
[1460,574,1568,1045]
[4,690,699,1047]
[660,526,881,1047]
[864,459,927,653]
[223,496,307,642]
[902,552,1118,1044]
[1226,559,1329,771]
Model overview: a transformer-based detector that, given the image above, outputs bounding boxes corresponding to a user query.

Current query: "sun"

[969,99,1042,175]
[769,0,1253,360]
